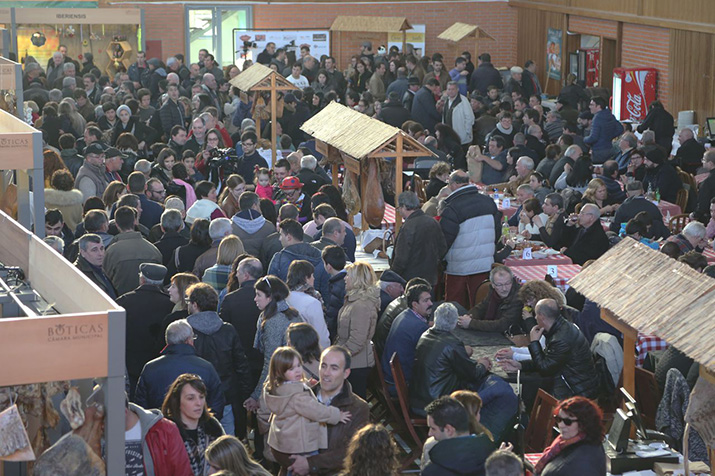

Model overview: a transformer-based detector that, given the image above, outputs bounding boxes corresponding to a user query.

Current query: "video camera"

[206,148,243,184]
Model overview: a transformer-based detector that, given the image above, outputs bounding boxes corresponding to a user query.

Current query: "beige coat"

[44,188,84,232]
[335,286,380,369]
[264,382,341,454]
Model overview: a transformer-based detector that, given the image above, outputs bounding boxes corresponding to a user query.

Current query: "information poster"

[547,28,562,80]
[234,29,330,67]
[388,24,425,57]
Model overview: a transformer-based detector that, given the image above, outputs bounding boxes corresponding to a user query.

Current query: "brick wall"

[568,15,618,39]
[620,23,670,108]
[105,2,185,60]
[251,1,517,68]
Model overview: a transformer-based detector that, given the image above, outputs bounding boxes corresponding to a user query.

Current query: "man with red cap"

[278,176,311,224]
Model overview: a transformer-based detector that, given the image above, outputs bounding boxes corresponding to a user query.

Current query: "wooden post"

[402,30,406,54]
[395,133,404,233]
[332,163,339,187]
[270,73,277,165]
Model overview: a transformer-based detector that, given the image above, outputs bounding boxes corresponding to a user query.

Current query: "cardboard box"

[654,461,710,476]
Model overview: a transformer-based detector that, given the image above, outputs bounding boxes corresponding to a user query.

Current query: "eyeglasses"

[554,416,578,426]
[492,281,512,288]
[242,142,255,147]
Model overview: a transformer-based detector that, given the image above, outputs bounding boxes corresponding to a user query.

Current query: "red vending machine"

[612,67,657,122]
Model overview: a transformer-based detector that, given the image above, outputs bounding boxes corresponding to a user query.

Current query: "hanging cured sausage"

[363,158,385,228]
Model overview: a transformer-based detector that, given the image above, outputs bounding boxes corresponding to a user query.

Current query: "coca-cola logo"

[626,92,643,119]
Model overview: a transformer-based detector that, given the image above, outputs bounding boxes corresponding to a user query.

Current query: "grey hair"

[683,221,706,240]
[49,89,63,103]
[485,449,524,476]
[161,209,183,232]
[134,159,152,174]
[580,203,601,218]
[433,302,459,331]
[397,191,421,211]
[208,217,232,240]
[517,156,534,170]
[165,196,185,212]
[641,130,655,145]
[300,155,318,170]
[166,56,179,67]
[516,184,534,196]
[166,319,193,345]
[62,76,76,88]
[621,132,638,149]
[43,235,64,254]
[490,265,513,282]
[52,51,63,60]
[140,273,163,286]
[238,257,263,280]
[564,145,582,159]
[62,62,75,73]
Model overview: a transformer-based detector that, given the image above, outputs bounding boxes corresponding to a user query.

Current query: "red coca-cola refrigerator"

[612,67,657,122]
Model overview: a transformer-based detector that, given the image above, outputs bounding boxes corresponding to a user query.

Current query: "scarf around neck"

[534,432,587,475]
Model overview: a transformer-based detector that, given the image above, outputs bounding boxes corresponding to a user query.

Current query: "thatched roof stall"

[329,15,413,65]
[229,63,298,164]
[568,239,715,398]
[301,101,433,232]
[437,22,496,60]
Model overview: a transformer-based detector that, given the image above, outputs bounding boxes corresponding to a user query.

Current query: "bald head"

[448,170,470,191]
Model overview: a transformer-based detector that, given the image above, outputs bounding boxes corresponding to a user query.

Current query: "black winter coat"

[563,221,610,266]
[155,230,189,267]
[609,196,670,239]
[117,284,175,388]
[159,98,185,137]
[694,169,715,222]
[637,107,675,153]
[522,316,600,400]
[410,328,489,415]
[467,279,522,333]
[134,343,225,418]
[378,101,411,128]
[470,62,503,96]
[373,295,407,359]
[219,280,263,383]
[187,311,252,402]
[324,270,347,338]
[390,209,447,286]
[540,440,607,476]
[642,162,682,204]
[422,433,494,476]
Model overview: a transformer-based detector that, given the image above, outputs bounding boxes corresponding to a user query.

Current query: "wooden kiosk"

[229,63,298,165]
[0,60,45,238]
[0,210,126,474]
[437,22,496,60]
[568,239,715,469]
[329,16,412,66]
[300,101,434,233]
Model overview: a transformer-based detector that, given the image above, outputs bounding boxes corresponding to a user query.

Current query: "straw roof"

[437,23,496,43]
[229,63,298,92]
[330,15,412,33]
[300,102,432,160]
[568,239,715,371]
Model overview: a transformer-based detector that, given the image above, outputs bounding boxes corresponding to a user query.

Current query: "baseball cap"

[280,176,302,190]
[104,147,127,159]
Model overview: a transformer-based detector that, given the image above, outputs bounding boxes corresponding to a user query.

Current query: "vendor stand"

[0,7,143,76]
[0,209,125,475]
[329,15,412,67]
[300,101,434,233]
[229,63,298,166]
[568,239,715,471]
[437,22,495,61]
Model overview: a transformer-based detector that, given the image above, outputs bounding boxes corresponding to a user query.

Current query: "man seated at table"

[456,265,522,334]
[665,221,708,255]
[492,156,535,197]
[507,184,536,227]
[498,298,600,402]
[412,303,518,441]
[609,181,670,240]
[597,160,627,204]
[532,193,568,250]
[642,146,682,205]
[473,135,508,185]
[381,282,433,394]
[561,203,610,266]
[691,149,715,223]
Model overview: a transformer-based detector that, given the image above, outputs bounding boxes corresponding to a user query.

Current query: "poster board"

[234,29,330,67]
[547,27,562,80]
[388,24,425,56]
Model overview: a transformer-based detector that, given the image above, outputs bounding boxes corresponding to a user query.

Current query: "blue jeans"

[476,374,518,442]
[220,404,234,436]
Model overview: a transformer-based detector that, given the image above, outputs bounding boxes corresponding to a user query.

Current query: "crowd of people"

[22,37,715,476]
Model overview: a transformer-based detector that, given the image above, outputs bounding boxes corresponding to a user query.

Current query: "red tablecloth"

[657,200,681,217]
[511,264,582,291]
[636,333,669,367]
[505,253,573,267]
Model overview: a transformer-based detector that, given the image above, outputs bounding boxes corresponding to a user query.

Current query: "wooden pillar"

[402,30,406,54]
[331,163,339,187]
[395,134,404,233]
[270,74,277,165]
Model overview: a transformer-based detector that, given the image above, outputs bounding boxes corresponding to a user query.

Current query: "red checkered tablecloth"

[636,333,669,367]
[511,264,582,292]
[703,247,715,263]
[505,253,573,267]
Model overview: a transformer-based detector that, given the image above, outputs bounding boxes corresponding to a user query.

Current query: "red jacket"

[130,403,193,476]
